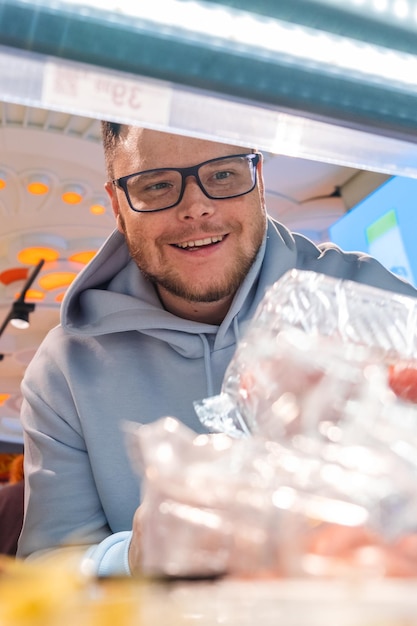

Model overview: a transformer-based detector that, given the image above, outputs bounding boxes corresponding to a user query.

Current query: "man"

[17,124,417,576]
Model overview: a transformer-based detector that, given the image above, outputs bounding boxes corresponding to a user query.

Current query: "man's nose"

[176,176,215,220]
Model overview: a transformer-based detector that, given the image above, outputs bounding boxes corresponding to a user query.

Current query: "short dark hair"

[101,121,124,179]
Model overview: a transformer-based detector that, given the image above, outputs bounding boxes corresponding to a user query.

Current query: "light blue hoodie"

[17,217,417,575]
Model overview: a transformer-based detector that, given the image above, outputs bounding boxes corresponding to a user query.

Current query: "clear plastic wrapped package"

[127,270,417,580]
[128,416,363,578]
[195,269,417,439]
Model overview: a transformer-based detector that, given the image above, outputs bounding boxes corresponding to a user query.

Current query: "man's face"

[105,127,267,310]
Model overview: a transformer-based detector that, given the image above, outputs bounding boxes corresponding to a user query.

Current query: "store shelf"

[0,0,417,177]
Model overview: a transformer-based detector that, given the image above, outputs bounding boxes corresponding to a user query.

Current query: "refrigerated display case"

[1,1,417,619]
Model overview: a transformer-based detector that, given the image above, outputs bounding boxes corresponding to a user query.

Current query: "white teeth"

[177,235,224,249]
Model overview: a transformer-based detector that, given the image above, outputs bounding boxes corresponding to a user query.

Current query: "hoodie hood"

[61,218,301,358]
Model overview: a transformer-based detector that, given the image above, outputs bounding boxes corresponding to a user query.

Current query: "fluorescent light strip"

[56,0,417,91]
[312,0,417,22]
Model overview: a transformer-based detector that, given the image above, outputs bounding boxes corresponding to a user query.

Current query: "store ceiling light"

[62,184,84,204]
[69,250,97,264]
[89,201,106,215]
[16,289,45,302]
[38,271,77,291]
[27,174,50,195]
[0,394,11,406]
[0,267,29,286]
[0,260,45,338]
[9,302,35,329]
[0,171,7,190]
[17,247,60,265]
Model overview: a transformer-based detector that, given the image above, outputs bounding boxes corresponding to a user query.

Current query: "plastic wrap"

[195,269,417,439]
[128,416,363,578]
[127,270,417,579]
[128,413,417,578]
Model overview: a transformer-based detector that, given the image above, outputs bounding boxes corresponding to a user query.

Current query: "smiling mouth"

[174,235,225,249]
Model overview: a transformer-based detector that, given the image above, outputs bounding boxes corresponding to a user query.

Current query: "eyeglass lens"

[125,154,257,212]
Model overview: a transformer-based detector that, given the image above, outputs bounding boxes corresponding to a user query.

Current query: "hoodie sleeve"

[83,531,132,576]
[17,326,140,576]
[18,372,111,559]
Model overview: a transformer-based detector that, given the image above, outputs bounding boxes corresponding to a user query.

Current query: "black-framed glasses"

[112,153,260,213]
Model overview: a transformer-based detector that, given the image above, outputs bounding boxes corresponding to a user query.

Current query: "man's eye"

[213,170,232,181]
[147,181,172,191]
[137,180,174,194]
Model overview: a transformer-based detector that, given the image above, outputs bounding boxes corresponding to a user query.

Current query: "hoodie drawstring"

[232,315,240,343]
[199,333,214,398]
[199,315,241,398]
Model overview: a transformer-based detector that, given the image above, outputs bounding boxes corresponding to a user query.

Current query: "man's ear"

[105,181,124,234]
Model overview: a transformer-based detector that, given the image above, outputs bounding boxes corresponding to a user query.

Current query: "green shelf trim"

[0,0,417,143]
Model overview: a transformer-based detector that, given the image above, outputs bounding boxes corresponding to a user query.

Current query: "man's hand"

[128,505,144,576]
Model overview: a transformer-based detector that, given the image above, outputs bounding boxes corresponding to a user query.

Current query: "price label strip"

[43,61,173,126]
